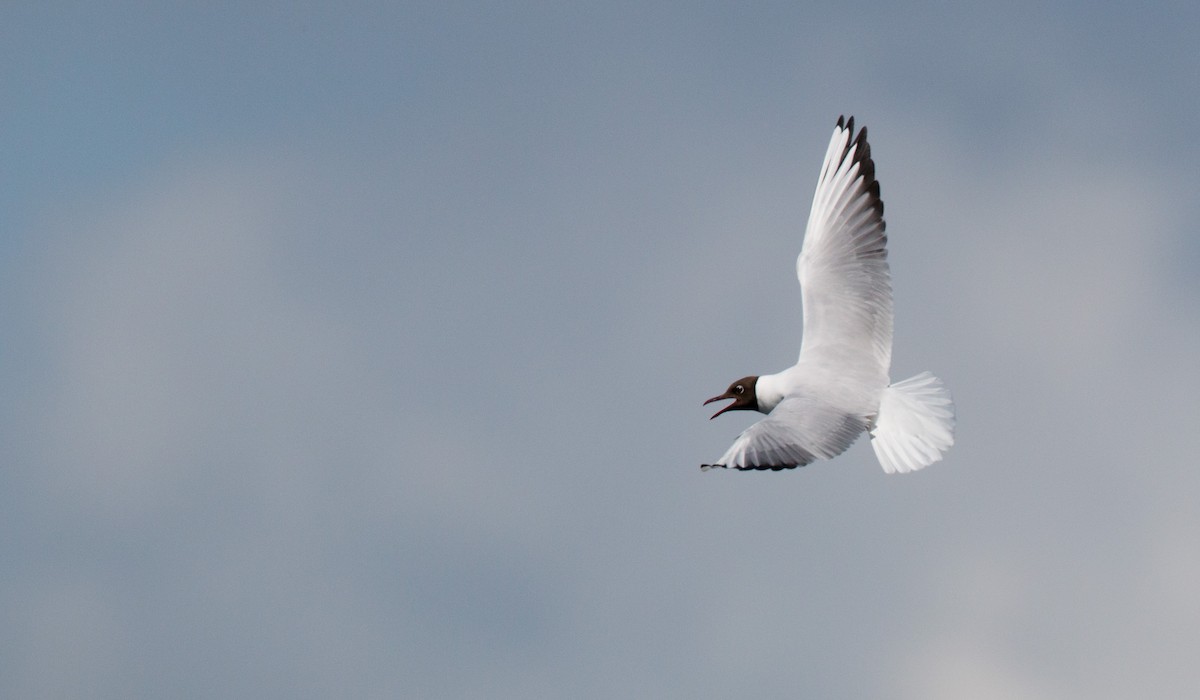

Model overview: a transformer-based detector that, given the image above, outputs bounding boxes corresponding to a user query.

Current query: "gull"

[703,116,954,473]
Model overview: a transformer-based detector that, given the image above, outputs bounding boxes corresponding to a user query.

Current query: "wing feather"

[797,117,892,381]
[702,397,867,471]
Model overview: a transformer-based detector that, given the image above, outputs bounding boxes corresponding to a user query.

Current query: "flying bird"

[703,116,954,473]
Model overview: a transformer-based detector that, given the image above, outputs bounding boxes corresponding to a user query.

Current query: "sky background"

[3,2,1200,698]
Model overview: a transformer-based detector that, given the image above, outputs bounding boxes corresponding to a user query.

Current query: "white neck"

[755,372,790,414]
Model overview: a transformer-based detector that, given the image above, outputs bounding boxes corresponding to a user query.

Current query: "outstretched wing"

[797,116,892,381]
[702,397,868,471]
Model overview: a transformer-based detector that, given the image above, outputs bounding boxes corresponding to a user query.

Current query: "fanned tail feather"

[870,371,955,474]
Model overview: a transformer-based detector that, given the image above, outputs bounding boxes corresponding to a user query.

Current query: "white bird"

[703,116,955,473]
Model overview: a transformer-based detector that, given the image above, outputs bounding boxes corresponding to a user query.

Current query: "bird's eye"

[734,385,744,394]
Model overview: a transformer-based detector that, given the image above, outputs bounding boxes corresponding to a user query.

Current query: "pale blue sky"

[3,3,1199,698]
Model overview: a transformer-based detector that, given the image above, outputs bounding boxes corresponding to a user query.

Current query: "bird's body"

[704,116,954,473]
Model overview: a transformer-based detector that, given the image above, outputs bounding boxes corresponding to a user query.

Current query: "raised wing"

[701,397,868,471]
[797,116,892,379]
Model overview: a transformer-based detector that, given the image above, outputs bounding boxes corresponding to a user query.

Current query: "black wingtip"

[842,116,881,216]
[853,125,869,152]
[836,115,870,150]
[733,463,804,471]
[860,153,875,181]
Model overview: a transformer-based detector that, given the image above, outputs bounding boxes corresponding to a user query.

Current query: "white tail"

[870,372,955,474]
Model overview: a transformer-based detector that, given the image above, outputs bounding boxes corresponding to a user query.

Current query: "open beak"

[703,393,736,420]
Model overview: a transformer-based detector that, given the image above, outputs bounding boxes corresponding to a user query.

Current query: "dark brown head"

[704,376,759,419]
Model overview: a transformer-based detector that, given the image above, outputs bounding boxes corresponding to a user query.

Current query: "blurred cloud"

[3,3,1200,699]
